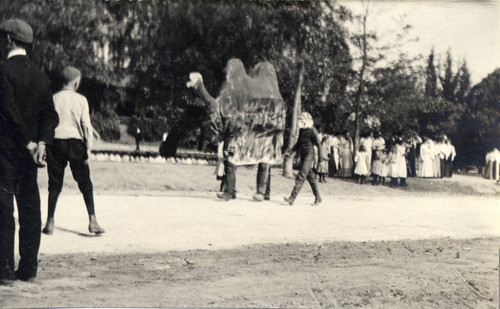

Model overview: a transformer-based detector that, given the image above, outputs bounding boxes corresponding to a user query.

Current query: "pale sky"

[340,0,500,84]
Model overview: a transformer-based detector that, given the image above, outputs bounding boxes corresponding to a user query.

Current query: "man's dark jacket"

[0,55,59,149]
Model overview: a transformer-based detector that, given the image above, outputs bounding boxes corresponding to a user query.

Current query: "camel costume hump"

[194,58,286,165]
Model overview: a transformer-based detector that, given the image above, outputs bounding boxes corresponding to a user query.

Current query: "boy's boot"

[284,182,303,206]
[310,180,321,206]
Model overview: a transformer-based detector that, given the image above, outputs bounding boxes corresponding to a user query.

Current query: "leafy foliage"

[458,69,500,167]
[0,1,496,167]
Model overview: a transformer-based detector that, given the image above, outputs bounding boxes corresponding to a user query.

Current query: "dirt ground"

[0,162,499,308]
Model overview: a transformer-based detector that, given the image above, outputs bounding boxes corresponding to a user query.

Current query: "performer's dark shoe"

[264,196,270,201]
[312,196,322,206]
[89,220,105,234]
[253,194,265,202]
[217,192,231,201]
[42,218,55,235]
[283,196,294,206]
[14,271,36,283]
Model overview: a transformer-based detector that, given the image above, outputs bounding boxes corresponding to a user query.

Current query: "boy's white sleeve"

[81,97,93,149]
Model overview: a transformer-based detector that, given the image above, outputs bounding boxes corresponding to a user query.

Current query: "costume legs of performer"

[217,160,237,200]
[253,163,271,202]
[285,153,321,206]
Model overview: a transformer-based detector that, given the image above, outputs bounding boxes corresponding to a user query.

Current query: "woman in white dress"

[432,138,443,178]
[328,133,341,177]
[339,131,353,178]
[389,137,408,187]
[418,137,434,178]
[360,131,373,173]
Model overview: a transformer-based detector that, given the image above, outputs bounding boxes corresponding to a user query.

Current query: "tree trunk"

[283,62,305,178]
[353,12,368,160]
[354,112,361,158]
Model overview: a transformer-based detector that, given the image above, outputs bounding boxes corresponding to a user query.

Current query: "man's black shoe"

[14,271,36,282]
[0,277,14,287]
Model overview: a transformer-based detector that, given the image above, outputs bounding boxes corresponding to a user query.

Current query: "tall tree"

[276,1,351,177]
[455,59,471,103]
[347,0,416,154]
[457,68,500,168]
[440,50,459,103]
[425,48,438,98]
[367,56,425,135]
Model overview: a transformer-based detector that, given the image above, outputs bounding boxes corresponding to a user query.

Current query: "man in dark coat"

[0,19,59,285]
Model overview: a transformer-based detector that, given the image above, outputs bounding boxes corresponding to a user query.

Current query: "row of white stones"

[89,152,214,165]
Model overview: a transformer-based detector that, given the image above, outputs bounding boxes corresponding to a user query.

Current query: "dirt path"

[34,193,499,254]
[1,193,499,308]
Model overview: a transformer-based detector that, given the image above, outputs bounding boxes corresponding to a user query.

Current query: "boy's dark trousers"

[289,153,320,201]
[46,139,95,217]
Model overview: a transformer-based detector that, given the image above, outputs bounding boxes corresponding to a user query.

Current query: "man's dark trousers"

[0,150,41,280]
[440,158,446,179]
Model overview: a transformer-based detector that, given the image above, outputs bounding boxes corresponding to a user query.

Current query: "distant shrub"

[127,114,170,142]
[91,111,121,141]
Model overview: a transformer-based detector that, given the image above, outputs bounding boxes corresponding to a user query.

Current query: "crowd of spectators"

[315,130,457,187]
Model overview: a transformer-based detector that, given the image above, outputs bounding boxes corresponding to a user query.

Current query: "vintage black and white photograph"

[0,0,499,308]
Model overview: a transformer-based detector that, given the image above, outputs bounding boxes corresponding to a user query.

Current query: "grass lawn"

[36,161,500,198]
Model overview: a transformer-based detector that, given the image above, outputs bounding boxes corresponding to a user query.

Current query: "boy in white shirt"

[42,66,105,235]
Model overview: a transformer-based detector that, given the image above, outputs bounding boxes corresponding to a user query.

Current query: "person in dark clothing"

[0,19,59,285]
[405,133,422,178]
[135,127,142,152]
[283,112,322,206]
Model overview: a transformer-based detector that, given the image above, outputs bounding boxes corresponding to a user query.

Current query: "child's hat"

[61,66,81,83]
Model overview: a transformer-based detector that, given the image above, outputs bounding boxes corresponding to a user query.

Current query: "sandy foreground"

[1,163,499,308]
[35,193,500,254]
[0,192,498,308]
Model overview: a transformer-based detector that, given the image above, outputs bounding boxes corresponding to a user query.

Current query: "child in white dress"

[354,145,370,184]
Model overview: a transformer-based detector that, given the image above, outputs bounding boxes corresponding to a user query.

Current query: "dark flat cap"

[0,19,33,44]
